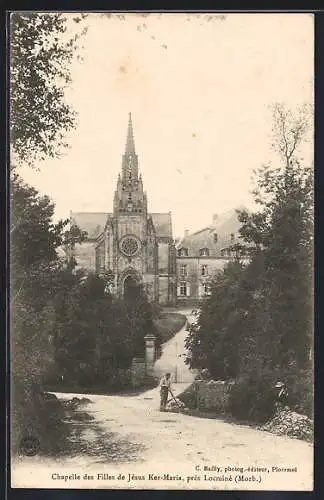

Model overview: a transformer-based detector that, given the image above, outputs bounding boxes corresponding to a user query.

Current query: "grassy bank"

[154,312,187,344]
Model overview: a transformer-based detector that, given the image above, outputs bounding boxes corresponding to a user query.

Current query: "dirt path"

[11,309,313,490]
[153,309,196,383]
[11,388,313,490]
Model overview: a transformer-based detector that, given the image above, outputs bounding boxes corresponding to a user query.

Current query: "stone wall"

[179,380,234,413]
[196,380,233,413]
[130,357,146,388]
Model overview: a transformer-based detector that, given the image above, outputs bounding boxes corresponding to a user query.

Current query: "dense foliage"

[185,104,313,421]
[50,274,159,391]
[10,13,165,450]
[10,12,87,166]
[11,173,159,449]
[11,170,85,449]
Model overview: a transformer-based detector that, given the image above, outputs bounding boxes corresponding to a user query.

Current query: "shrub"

[227,375,276,423]
[178,384,198,409]
[150,301,162,319]
[11,376,65,456]
[195,368,213,380]
[107,368,132,391]
[285,369,313,418]
[227,366,314,424]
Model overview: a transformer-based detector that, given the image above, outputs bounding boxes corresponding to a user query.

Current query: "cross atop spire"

[125,112,136,154]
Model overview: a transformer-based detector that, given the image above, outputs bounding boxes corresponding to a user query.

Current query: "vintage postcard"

[9,12,314,491]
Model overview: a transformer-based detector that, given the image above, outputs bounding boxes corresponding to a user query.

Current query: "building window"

[99,254,105,273]
[203,283,211,296]
[214,233,218,243]
[177,282,190,297]
[199,248,209,257]
[180,264,187,277]
[178,247,188,257]
[221,247,232,257]
[201,264,208,276]
[230,233,235,242]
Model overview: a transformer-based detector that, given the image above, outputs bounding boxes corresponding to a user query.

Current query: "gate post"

[144,334,156,376]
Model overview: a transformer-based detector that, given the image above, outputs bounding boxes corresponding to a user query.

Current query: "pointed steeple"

[121,113,139,183]
[114,113,147,215]
[125,112,136,154]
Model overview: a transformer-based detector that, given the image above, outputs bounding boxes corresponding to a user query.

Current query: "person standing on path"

[159,372,171,411]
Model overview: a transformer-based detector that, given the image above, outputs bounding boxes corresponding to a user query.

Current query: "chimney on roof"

[184,229,189,238]
[212,213,218,225]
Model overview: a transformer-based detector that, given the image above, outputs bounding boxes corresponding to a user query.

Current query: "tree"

[185,102,313,391]
[10,13,88,452]
[185,261,245,379]
[238,103,313,250]
[238,103,313,370]
[10,12,87,167]
[11,174,66,269]
[50,274,157,391]
[10,175,67,449]
[270,103,312,168]
[123,280,158,357]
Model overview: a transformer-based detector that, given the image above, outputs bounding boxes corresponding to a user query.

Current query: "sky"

[17,13,314,238]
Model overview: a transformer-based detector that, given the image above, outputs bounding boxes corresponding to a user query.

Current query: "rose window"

[120,236,140,257]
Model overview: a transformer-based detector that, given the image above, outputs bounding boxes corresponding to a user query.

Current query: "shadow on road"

[19,394,145,465]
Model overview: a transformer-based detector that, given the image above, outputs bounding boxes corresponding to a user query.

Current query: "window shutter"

[177,285,181,297]
[186,283,191,297]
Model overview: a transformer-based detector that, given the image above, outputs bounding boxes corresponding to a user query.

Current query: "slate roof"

[176,208,244,258]
[70,211,173,240]
[70,212,110,240]
[150,213,173,239]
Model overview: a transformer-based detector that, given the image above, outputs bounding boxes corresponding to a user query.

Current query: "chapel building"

[70,114,177,305]
[70,114,244,305]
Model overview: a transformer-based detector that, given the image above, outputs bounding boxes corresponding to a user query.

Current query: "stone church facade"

[70,114,243,305]
[70,114,177,305]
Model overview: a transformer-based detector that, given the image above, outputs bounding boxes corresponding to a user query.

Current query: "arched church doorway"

[123,273,141,301]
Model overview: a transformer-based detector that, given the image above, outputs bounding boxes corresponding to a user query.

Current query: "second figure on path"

[159,372,172,411]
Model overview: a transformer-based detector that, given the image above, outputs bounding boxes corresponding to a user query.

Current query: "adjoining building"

[175,209,244,304]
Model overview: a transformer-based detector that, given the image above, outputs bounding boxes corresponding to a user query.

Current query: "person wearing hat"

[274,381,288,411]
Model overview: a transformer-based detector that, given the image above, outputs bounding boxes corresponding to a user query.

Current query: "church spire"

[114,113,147,215]
[125,112,136,154]
[121,113,138,184]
